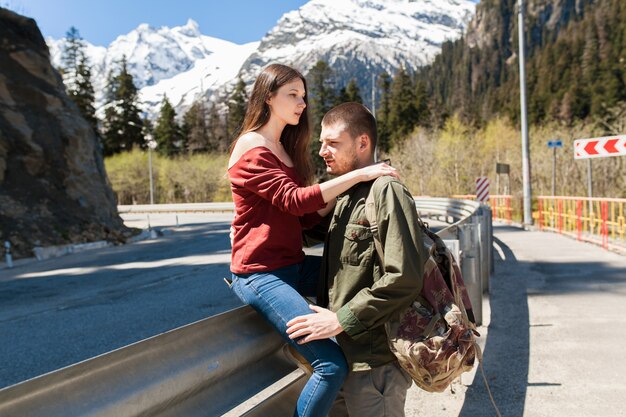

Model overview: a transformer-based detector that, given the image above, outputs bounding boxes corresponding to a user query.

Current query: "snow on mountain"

[140,41,258,117]
[239,0,475,95]
[47,0,476,119]
[47,19,254,118]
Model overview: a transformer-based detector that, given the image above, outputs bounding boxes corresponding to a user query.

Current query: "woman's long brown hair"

[230,64,314,185]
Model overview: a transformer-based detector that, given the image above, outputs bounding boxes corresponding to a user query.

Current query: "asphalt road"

[0,213,243,389]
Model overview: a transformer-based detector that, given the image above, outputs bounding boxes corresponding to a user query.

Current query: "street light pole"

[518,0,533,225]
[552,146,556,196]
[146,134,156,205]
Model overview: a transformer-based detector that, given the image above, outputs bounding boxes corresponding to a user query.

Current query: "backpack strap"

[364,182,385,273]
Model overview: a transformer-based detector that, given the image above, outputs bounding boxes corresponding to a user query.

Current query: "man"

[286,102,427,416]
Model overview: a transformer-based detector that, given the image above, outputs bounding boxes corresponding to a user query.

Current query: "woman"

[227,63,396,417]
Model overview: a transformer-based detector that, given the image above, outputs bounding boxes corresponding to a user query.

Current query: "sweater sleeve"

[229,148,326,216]
[337,179,425,338]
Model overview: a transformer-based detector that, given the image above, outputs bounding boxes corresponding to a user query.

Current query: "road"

[0,213,243,389]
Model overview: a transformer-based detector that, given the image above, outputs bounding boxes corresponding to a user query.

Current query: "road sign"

[496,163,510,174]
[476,177,490,203]
[574,135,626,159]
[547,140,563,148]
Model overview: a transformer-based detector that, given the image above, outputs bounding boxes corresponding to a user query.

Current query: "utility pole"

[518,0,533,225]
[371,72,376,118]
[372,71,378,161]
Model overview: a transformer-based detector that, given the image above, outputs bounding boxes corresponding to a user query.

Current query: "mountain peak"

[176,19,201,37]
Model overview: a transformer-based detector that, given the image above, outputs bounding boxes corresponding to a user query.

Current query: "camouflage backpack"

[364,186,480,393]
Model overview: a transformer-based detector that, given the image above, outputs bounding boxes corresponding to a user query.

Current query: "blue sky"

[4,0,310,45]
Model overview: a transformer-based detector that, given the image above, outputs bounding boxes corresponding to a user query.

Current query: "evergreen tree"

[101,55,144,155]
[376,72,392,153]
[388,68,418,148]
[227,77,248,140]
[183,100,209,153]
[60,27,97,132]
[415,79,430,127]
[154,95,182,156]
[335,79,362,105]
[207,104,229,152]
[308,60,336,140]
[308,60,337,176]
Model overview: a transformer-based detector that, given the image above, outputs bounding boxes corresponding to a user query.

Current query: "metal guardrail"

[118,203,236,214]
[1,198,492,417]
[0,307,306,417]
[415,197,493,323]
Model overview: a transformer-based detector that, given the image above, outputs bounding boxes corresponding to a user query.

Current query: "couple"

[227,64,426,417]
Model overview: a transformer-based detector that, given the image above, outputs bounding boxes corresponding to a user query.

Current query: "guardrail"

[0,198,492,417]
[0,307,306,417]
[118,202,236,214]
[452,194,514,224]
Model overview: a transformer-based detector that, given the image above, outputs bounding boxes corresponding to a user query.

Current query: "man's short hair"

[322,102,377,150]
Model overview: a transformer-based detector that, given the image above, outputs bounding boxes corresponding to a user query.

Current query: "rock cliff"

[0,8,131,259]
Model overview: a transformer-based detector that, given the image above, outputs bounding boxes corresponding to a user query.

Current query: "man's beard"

[328,152,360,176]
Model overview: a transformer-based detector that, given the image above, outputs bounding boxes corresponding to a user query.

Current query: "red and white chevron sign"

[476,177,490,203]
[574,135,626,159]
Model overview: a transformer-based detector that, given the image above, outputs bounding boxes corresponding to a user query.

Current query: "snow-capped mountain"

[239,0,475,91]
[47,0,475,119]
[47,19,256,118]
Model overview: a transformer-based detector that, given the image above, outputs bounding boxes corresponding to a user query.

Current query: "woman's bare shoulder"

[228,132,268,168]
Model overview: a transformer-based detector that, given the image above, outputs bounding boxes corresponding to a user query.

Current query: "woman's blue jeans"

[231,255,348,417]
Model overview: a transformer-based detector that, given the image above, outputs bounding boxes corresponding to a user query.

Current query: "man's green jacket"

[318,176,426,371]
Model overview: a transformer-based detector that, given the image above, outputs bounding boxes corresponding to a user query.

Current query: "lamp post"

[146,134,157,205]
[518,0,533,226]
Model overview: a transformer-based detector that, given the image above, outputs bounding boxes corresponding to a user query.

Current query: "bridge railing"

[455,194,626,252]
[0,198,492,417]
[536,196,626,251]
[451,194,514,224]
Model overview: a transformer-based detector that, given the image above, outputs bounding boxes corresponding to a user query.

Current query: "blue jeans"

[231,256,348,417]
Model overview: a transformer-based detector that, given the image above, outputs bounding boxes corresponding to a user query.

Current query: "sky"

[3,0,311,45]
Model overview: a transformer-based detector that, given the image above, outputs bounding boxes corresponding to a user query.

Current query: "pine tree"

[308,60,337,176]
[183,100,209,153]
[415,79,430,127]
[227,77,248,140]
[154,95,182,156]
[101,55,144,155]
[61,27,81,82]
[308,60,336,136]
[207,104,229,152]
[388,68,418,148]
[60,27,97,133]
[335,79,362,105]
[376,72,392,153]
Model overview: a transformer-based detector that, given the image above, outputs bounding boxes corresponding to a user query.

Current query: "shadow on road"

[460,225,626,416]
[459,232,529,417]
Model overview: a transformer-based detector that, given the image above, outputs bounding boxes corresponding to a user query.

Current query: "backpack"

[364,184,480,393]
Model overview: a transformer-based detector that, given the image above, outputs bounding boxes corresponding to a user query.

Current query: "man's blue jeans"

[231,256,348,417]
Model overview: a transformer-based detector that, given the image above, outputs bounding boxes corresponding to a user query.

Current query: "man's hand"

[286,305,344,344]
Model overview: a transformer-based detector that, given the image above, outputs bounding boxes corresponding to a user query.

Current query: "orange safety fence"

[451,194,514,224]
[452,194,626,251]
[536,196,626,251]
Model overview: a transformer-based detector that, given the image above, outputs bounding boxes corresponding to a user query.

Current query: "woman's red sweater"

[228,147,325,274]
